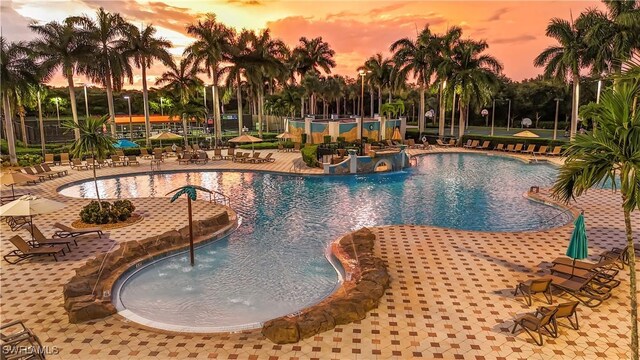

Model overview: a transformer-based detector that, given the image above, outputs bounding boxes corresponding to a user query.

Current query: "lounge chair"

[277,143,285,152]
[223,148,235,160]
[127,155,140,166]
[234,152,250,163]
[536,301,580,335]
[601,245,634,268]
[70,159,89,170]
[140,148,153,159]
[1,320,45,359]
[547,274,611,308]
[514,278,553,306]
[44,153,56,166]
[109,155,125,167]
[194,152,209,164]
[247,152,261,163]
[533,146,548,155]
[504,144,514,152]
[552,257,618,277]
[60,153,70,166]
[5,216,31,231]
[436,139,452,147]
[178,153,192,165]
[41,163,67,177]
[476,141,490,150]
[21,167,46,182]
[26,224,76,251]
[3,235,66,264]
[550,263,620,289]
[116,149,125,158]
[511,143,524,152]
[511,307,558,346]
[548,146,563,156]
[213,148,223,160]
[259,153,275,163]
[462,140,473,148]
[192,144,201,151]
[494,143,504,151]
[33,164,56,179]
[293,142,301,152]
[521,144,536,154]
[53,222,103,238]
[86,158,100,169]
[448,139,456,146]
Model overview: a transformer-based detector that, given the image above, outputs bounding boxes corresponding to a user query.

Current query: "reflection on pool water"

[59,153,572,330]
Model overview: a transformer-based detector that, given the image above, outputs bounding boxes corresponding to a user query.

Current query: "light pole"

[54,97,61,125]
[553,98,561,140]
[596,73,604,104]
[506,98,512,132]
[124,96,133,140]
[490,99,496,136]
[82,83,90,118]
[359,69,371,154]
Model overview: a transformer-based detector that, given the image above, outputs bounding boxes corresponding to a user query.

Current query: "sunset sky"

[3,0,603,89]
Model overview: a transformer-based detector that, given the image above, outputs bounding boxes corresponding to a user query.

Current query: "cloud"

[226,0,263,6]
[486,7,509,22]
[491,34,536,44]
[0,0,38,42]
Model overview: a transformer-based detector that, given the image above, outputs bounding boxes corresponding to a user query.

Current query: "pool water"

[59,153,572,330]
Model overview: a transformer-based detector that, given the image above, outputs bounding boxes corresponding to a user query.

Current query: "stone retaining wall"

[63,211,234,324]
[261,227,390,344]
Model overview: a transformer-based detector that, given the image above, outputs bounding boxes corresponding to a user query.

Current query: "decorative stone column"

[399,116,407,139]
[399,144,407,169]
[356,117,362,141]
[304,117,312,144]
[348,149,358,174]
[329,121,340,142]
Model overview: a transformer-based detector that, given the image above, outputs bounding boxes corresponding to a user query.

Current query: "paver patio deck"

[0,148,637,359]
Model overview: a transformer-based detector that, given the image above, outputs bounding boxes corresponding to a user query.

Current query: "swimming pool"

[59,153,573,331]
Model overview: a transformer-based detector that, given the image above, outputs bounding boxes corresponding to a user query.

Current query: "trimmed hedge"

[301,144,319,168]
[238,141,295,150]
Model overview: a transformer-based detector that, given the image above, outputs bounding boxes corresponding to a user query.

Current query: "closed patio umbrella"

[566,212,588,277]
[1,172,38,198]
[391,127,402,141]
[0,195,66,240]
[229,134,262,155]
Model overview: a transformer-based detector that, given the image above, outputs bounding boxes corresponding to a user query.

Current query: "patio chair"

[234,152,250,163]
[116,149,125,158]
[259,153,275,163]
[41,163,67,177]
[462,140,473,148]
[536,301,579,335]
[1,320,45,360]
[511,307,558,346]
[194,152,209,164]
[548,146,563,156]
[504,144,514,152]
[127,155,140,166]
[550,263,620,290]
[5,216,31,231]
[293,142,301,152]
[223,148,235,160]
[277,143,285,152]
[60,153,70,166]
[514,278,553,306]
[552,257,618,277]
[493,143,504,151]
[533,146,548,155]
[33,164,57,179]
[178,153,192,165]
[448,139,456,146]
[86,158,100,169]
[476,141,490,150]
[44,153,56,166]
[601,245,633,268]
[25,224,76,251]
[521,144,536,154]
[511,143,524,152]
[140,148,153,159]
[547,274,611,308]
[436,139,451,147]
[21,167,47,182]
[247,152,261,163]
[70,159,89,171]
[3,235,66,264]
[213,148,223,160]
[53,222,103,238]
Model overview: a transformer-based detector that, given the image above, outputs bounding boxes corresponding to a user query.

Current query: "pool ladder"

[206,189,231,207]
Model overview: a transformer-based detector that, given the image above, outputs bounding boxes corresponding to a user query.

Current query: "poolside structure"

[286,116,406,143]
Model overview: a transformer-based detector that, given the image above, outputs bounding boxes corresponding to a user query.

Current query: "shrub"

[301,144,319,168]
[301,133,308,144]
[80,200,136,224]
[323,135,332,144]
[337,136,346,143]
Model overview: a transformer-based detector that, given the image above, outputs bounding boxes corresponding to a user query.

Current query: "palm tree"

[364,54,394,115]
[156,59,203,105]
[64,115,115,210]
[391,25,437,134]
[167,102,207,147]
[184,14,235,145]
[292,37,336,116]
[30,18,93,140]
[124,23,173,146]
[534,17,591,139]
[448,39,503,140]
[75,8,131,136]
[1,37,40,165]
[433,26,463,136]
[552,82,639,360]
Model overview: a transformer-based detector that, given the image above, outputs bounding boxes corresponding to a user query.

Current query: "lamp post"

[481,109,489,128]
[490,99,496,136]
[506,98,512,132]
[53,97,61,126]
[82,83,90,118]
[124,96,133,140]
[359,69,371,155]
[160,97,164,116]
[553,98,561,140]
[596,73,604,104]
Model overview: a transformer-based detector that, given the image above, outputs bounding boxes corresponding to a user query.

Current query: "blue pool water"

[59,153,572,330]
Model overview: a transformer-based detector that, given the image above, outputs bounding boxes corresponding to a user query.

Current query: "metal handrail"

[207,189,231,207]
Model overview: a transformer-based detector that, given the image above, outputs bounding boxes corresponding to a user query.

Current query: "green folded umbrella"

[566,213,588,276]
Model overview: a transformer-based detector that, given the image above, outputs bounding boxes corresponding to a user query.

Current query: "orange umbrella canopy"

[513,130,540,138]
[391,127,402,140]
[228,134,263,143]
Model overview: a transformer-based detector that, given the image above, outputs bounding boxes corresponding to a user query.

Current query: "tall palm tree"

[167,102,207,147]
[433,26,463,136]
[364,54,394,115]
[552,82,639,360]
[64,115,115,210]
[75,8,131,136]
[1,37,40,165]
[124,23,173,146]
[448,39,503,140]
[30,18,93,140]
[534,17,591,139]
[391,25,437,134]
[184,14,235,145]
[292,37,336,116]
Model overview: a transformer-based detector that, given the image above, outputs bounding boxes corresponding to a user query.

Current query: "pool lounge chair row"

[232,152,275,164]
[21,164,68,181]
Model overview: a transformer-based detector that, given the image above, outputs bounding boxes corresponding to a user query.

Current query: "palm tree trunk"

[37,91,45,156]
[258,88,264,138]
[236,73,244,134]
[369,88,374,117]
[388,87,392,103]
[336,97,340,117]
[438,82,446,137]
[105,62,117,137]
[300,96,304,117]
[66,70,80,140]
[91,146,102,211]
[2,93,18,165]
[419,87,425,134]
[141,60,151,147]
[182,115,189,147]
[458,102,466,140]
[570,74,580,139]
[624,208,638,360]
[18,99,27,145]
[378,85,382,115]
[212,70,222,145]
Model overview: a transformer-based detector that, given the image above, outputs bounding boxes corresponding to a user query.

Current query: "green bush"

[461,134,568,148]
[238,141,295,150]
[80,200,136,224]
[323,135,332,144]
[337,136,346,143]
[301,144,319,168]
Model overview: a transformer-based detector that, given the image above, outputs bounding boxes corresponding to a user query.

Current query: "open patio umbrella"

[1,172,38,198]
[276,132,294,141]
[566,212,589,277]
[113,139,140,149]
[229,134,262,155]
[149,131,182,148]
[0,195,66,240]
[513,130,539,138]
